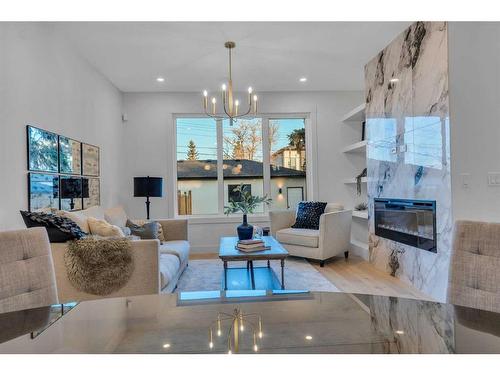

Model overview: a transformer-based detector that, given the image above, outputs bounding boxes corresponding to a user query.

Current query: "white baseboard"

[350,239,369,260]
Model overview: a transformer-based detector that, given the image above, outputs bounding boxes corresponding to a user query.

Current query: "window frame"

[172,113,312,218]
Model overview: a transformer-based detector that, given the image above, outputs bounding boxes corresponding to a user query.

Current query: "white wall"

[0,23,123,230]
[449,22,500,222]
[121,91,363,251]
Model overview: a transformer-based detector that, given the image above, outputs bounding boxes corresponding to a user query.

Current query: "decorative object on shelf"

[28,172,60,211]
[354,202,368,211]
[133,176,163,220]
[253,225,263,239]
[224,184,272,240]
[355,168,367,196]
[82,177,100,209]
[82,143,100,176]
[389,245,405,277]
[60,176,86,211]
[59,136,82,175]
[202,41,258,126]
[361,121,366,141]
[208,308,263,353]
[27,126,59,173]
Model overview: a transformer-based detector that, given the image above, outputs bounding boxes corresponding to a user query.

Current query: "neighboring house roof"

[177,159,306,180]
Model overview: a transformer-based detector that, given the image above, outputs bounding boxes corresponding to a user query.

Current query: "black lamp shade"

[134,177,163,197]
[60,178,83,199]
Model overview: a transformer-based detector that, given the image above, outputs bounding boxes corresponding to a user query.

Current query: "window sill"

[178,214,270,225]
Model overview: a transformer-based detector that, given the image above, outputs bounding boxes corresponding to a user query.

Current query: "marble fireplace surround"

[365,22,451,302]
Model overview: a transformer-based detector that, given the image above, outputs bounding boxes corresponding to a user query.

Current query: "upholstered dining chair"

[0,227,58,314]
[448,220,500,313]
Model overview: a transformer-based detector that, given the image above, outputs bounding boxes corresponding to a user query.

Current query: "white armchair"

[270,203,352,267]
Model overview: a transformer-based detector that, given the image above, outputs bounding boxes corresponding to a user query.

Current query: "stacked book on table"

[235,239,270,252]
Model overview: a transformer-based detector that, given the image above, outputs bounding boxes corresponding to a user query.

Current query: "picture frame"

[27,126,59,173]
[28,172,60,212]
[59,176,83,211]
[286,186,304,209]
[82,177,100,209]
[82,143,100,176]
[59,136,82,175]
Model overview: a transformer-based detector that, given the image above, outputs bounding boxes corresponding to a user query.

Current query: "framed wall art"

[82,177,100,209]
[59,136,82,175]
[28,172,60,211]
[60,176,83,211]
[27,126,59,173]
[82,143,100,176]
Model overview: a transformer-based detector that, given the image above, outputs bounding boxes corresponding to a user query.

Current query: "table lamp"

[134,176,163,220]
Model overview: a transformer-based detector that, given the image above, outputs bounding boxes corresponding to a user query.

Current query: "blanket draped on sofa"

[65,237,134,295]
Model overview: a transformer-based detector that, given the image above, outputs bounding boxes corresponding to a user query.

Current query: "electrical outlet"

[488,172,500,186]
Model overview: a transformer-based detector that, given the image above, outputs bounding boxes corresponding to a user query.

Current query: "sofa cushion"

[126,219,158,240]
[80,206,105,220]
[104,206,128,228]
[131,220,165,242]
[325,203,344,213]
[276,227,319,248]
[87,217,125,237]
[159,253,180,290]
[160,240,190,264]
[57,210,91,233]
[20,211,87,243]
[291,201,327,230]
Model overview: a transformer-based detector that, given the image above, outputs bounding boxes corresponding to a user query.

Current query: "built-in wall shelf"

[352,210,368,220]
[342,140,367,153]
[342,177,368,185]
[341,103,366,123]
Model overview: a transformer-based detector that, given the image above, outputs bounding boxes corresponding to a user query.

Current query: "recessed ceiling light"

[163,343,171,348]
[395,330,404,335]
[389,78,399,83]
[299,77,307,82]
[305,335,313,340]
[156,77,165,83]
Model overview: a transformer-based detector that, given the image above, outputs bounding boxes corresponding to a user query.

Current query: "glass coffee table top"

[1,291,499,354]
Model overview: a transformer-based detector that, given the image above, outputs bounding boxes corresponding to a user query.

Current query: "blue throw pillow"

[291,202,327,230]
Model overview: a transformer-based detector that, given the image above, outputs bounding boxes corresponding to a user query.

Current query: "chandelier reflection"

[208,308,263,354]
[202,41,258,126]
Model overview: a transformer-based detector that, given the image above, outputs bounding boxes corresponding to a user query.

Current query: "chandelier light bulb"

[235,99,239,106]
[248,87,253,94]
[258,331,263,339]
[240,324,244,332]
[212,97,216,104]
[217,329,221,337]
[228,350,232,355]
[203,90,208,97]
[253,95,258,102]
[222,83,227,91]
[209,342,214,349]
[253,344,258,352]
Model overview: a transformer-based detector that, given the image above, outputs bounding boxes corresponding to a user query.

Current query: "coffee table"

[219,236,289,290]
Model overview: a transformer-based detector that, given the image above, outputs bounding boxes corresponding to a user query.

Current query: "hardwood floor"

[311,255,433,301]
[189,252,433,301]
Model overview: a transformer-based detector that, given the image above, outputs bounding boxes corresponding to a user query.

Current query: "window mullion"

[262,117,271,214]
[216,119,224,215]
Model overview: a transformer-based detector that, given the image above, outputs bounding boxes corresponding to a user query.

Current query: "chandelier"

[202,41,258,126]
[208,308,263,354]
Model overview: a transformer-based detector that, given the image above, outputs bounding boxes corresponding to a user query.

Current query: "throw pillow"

[291,201,328,230]
[104,206,128,228]
[87,217,125,237]
[20,211,87,243]
[126,219,159,240]
[56,210,90,233]
[131,220,165,242]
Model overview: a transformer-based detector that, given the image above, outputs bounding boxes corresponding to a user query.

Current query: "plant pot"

[237,214,253,240]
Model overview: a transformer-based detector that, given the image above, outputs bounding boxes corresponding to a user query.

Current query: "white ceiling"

[57,22,410,93]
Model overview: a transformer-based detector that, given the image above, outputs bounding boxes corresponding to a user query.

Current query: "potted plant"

[224,184,272,240]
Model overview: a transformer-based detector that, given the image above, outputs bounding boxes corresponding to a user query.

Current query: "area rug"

[175,257,339,292]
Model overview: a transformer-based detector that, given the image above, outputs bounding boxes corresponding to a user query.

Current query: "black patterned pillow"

[291,202,327,230]
[20,211,88,243]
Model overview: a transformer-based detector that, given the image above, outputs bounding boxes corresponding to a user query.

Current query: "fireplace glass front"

[374,198,437,253]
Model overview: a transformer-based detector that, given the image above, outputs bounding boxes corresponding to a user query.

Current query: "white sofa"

[270,203,352,267]
[50,206,190,303]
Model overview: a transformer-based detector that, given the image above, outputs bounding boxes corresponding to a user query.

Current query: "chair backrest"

[448,220,500,313]
[0,227,58,314]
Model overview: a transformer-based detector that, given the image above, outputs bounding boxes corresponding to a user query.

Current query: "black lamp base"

[145,196,151,220]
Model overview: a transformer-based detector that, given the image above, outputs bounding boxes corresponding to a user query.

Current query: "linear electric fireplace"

[374,198,437,253]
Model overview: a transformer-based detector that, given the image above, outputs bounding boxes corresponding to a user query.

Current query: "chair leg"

[320,260,325,267]
[344,251,349,259]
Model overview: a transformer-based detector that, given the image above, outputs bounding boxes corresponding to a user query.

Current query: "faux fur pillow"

[87,217,125,237]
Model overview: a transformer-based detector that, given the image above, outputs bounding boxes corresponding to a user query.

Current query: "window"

[228,184,251,203]
[175,115,308,216]
[269,118,306,210]
[176,118,218,215]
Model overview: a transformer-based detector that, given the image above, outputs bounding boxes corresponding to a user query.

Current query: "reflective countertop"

[1,290,499,354]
